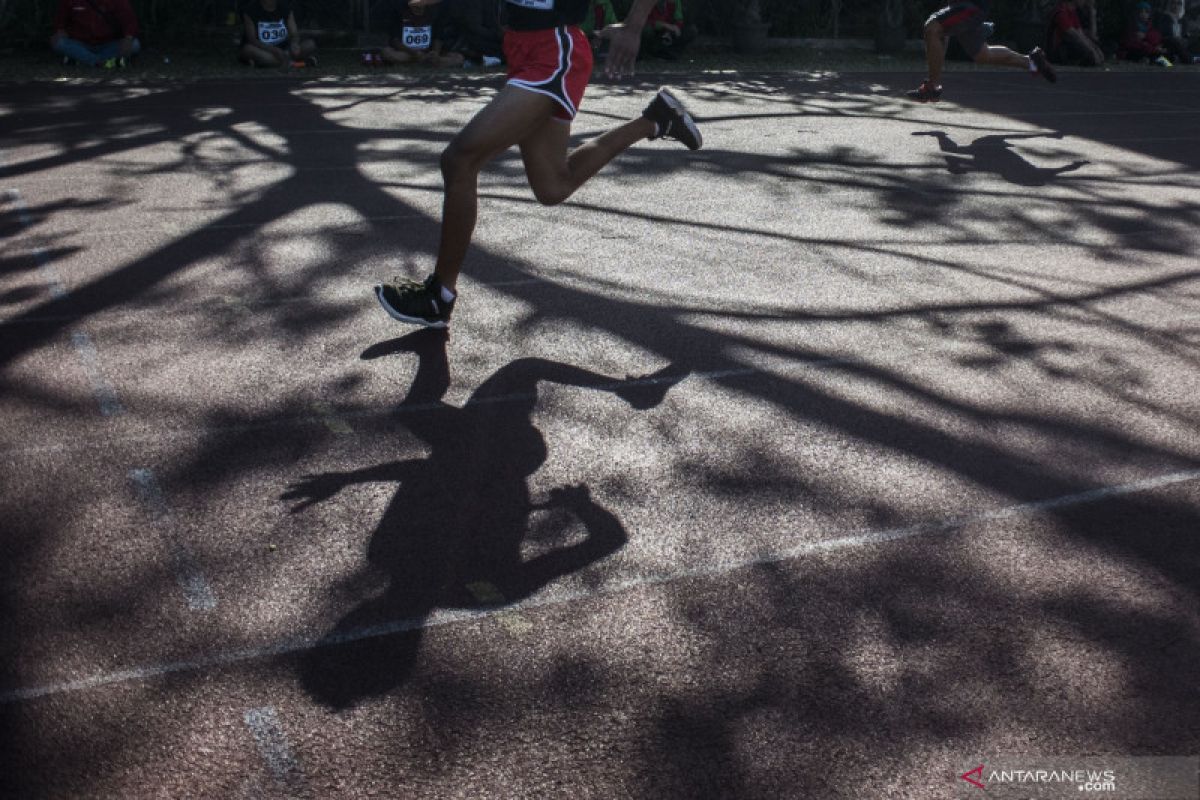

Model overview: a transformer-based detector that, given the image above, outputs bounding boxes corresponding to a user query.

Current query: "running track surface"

[1,69,1198,798]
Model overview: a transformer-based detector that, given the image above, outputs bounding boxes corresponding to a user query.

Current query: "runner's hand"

[596,23,642,78]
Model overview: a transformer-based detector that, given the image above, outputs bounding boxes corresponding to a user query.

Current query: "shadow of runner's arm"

[515,484,629,597]
[281,462,413,512]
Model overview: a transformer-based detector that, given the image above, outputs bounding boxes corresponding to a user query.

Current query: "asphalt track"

[1,66,1198,798]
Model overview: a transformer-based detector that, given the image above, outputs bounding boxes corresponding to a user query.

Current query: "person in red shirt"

[1048,0,1105,65]
[642,0,694,60]
[1119,0,1171,63]
[50,0,140,67]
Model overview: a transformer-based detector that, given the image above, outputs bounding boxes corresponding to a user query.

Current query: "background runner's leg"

[975,45,1031,69]
[924,22,946,85]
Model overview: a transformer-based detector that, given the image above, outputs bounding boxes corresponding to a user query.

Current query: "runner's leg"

[975,44,1031,69]
[924,20,946,85]
[519,115,656,207]
[433,84,560,290]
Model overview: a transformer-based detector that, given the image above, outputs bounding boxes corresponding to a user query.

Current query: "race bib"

[402,25,432,50]
[256,20,288,45]
[505,0,555,9]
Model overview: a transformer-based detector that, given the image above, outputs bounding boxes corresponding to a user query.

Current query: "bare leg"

[519,116,656,207]
[975,44,1031,69]
[924,21,946,85]
[380,45,419,64]
[241,42,286,67]
[433,85,655,291]
[433,86,560,290]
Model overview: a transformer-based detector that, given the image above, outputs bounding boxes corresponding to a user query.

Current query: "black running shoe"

[374,274,455,328]
[1029,46,1057,83]
[906,80,943,103]
[643,87,702,150]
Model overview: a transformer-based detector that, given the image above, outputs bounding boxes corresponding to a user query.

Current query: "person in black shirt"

[240,0,317,68]
[380,0,464,66]
[373,0,703,329]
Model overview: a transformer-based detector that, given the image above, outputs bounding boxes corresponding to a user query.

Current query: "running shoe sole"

[374,285,450,329]
[658,88,703,150]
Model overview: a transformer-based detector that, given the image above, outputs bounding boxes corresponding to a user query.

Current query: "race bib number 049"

[402,25,432,50]
[257,21,288,45]
[505,0,555,9]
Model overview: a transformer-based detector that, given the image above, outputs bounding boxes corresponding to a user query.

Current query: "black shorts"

[928,3,988,57]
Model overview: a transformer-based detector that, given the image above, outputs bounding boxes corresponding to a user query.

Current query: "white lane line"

[4,189,68,299]
[69,331,125,417]
[129,468,217,612]
[243,707,305,790]
[4,186,126,417]
[1,466,1197,706]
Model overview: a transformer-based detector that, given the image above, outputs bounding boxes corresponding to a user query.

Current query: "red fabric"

[939,5,982,31]
[504,27,593,122]
[1120,25,1163,56]
[647,1,681,28]
[53,0,138,44]
[1051,3,1082,50]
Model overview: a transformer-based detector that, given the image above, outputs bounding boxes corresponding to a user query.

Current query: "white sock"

[1028,57,1037,72]
[439,284,456,303]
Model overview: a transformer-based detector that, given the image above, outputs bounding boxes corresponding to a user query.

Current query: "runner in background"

[908,1,1057,102]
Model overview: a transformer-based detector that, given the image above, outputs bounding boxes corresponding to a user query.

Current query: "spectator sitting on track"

[1118,0,1172,64]
[380,0,464,68]
[50,0,141,68]
[1047,0,1105,65]
[1156,0,1197,64]
[240,0,317,69]
[642,0,695,61]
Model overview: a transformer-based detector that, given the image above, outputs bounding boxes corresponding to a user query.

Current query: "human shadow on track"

[287,329,687,708]
[2,73,1199,796]
[911,130,1089,186]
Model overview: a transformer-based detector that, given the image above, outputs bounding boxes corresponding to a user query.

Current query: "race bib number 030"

[256,21,288,45]
[402,25,432,50]
[505,0,555,9]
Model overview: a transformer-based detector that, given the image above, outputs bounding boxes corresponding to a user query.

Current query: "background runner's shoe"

[1029,47,1057,82]
[374,274,455,328]
[643,88,703,150]
[906,81,942,102]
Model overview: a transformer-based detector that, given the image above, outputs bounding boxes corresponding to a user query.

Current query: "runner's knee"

[529,181,570,207]
[440,141,485,184]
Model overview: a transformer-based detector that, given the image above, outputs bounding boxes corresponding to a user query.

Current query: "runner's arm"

[596,0,659,77]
